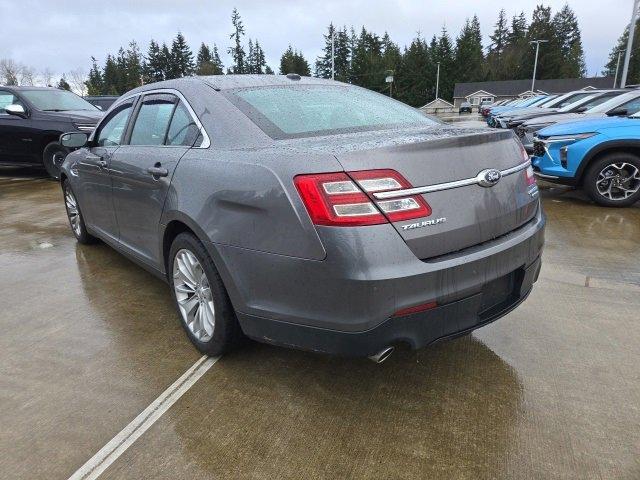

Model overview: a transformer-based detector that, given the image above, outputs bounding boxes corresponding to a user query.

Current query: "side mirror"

[5,104,27,118]
[575,106,588,113]
[607,108,628,117]
[60,132,88,148]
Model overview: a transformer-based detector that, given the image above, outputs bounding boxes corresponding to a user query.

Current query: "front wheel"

[169,233,243,356]
[584,153,640,207]
[43,142,70,180]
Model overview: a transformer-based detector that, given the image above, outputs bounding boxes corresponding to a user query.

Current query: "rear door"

[0,90,33,163]
[335,129,538,259]
[109,93,200,269]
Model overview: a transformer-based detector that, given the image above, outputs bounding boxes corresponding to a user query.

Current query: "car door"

[0,90,32,164]
[109,93,200,269]
[75,98,136,242]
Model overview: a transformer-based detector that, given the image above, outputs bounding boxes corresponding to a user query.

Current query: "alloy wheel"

[173,249,215,342]
[64,188,82,237]
[595,162,640,201]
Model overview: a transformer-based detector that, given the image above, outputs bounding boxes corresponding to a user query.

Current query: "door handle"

[147,166,169,178]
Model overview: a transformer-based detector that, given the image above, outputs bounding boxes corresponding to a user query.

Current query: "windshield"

[588,92,640,113]
[558,92,620,113]
[553,92,593,109]
[20,89,99,112]
[229,85,439,139]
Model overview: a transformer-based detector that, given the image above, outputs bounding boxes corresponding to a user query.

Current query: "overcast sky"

[0,0,632,80]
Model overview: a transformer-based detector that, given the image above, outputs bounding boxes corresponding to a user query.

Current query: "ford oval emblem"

[477,168,502,188]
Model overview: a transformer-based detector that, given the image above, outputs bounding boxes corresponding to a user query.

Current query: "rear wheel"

[169,233,242,356]
[584,153,640,207]
[63,180,96,244]
[43,142,69,180]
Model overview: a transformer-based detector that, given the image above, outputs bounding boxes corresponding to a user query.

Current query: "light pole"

[530,39,548,93]
[614,50,624,87]
[621,0,640,87]
[435,62,440,100]
[331,27,335,81]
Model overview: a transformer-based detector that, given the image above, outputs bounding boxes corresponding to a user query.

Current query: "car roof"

[1,86,63,92]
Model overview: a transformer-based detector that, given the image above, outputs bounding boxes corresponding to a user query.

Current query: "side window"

[129,96,175,146]
[96,103,134,147]
[0,91,20,114]
[166,102,201,147]
[619,97,640,115]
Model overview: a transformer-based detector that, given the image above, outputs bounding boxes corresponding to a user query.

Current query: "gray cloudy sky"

[0,0,631,79]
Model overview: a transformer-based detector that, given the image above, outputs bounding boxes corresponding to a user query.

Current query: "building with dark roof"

[452,77,616,108]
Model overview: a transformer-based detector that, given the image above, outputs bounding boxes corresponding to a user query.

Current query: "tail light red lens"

[525,165,536,186]
[294,169,431,227]
[392,301,438,317]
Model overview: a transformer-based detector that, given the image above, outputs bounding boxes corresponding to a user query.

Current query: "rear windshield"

[227,85,438,139]
[21,89,99,112]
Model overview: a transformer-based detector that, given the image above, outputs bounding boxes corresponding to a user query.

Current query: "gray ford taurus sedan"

[59,75,544,362]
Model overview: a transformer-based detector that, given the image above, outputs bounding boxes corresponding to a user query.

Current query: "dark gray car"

[59,75,545,361]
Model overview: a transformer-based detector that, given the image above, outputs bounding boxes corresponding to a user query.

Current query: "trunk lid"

[288,126,538,259]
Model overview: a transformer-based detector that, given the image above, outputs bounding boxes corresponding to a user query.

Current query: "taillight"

[517,139,529,162]
[294,169,431,227]
[525,165,536,186]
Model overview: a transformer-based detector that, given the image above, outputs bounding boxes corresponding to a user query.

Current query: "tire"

[168,233,243,356]
[583,153,640,207]
[63,179,97,244]
[43,142,70,180]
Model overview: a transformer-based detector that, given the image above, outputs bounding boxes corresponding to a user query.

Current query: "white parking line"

[68,355,219,480]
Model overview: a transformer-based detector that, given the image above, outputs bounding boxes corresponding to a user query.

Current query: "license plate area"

[479,269,524,319]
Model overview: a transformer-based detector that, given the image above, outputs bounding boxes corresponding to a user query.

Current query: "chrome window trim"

[373,161,531,200]
[100,88,210,149]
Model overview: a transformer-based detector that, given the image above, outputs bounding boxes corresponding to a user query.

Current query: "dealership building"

[452,76,616,109]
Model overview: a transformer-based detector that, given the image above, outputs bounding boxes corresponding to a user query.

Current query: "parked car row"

[483,88,640,207]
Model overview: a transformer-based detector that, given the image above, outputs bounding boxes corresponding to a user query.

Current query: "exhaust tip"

[368,346,395,364]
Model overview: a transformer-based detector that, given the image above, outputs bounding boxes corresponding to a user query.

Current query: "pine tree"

[246,39,256,74]
[350,27,385,90]
[315,24,351,81]
[280,45,311,75]
[553,4,586,78]
[124,41,143,90]
[210,45,224,74]
[604,21,640,85]
[454,16,485,83]
[502,12,529,80]
[487,9,510,80]
[432,27,455,101]
[144,40,166,83]
[170,32,195,78]
[524,5,563,82]
[252,40,268,73]
[102,55,120,95]
[57,75,71,91]
[160,43,173,79]
[85,57,103,95]
[394,35,433,106]
[228,8,246,74]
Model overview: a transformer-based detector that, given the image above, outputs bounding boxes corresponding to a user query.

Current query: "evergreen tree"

[487,9,510,80]
[454,16,485,83]
[524,5,563,82]
[394,36,433,106]
[432,27,455,100]
[170,32,195,78]
[502,12,529,80]
[280,45,311,75]
[350,27,385,90]
[196,43,224,75]
[101,54,120,95]
[228,8,246,74]
[315,24,351,81]
[265,65,275,74]
[553,4,586,78]
[253,40,267,74]
[604,21,640,85]
[57,75,71,91]
[381,32,402,96]
[246,39,256,73]
[144,40,166,83]
[124,41,143,90]
[85,56,103,95]
[160,43,173,78]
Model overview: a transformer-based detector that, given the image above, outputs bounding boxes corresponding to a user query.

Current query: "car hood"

[538,116,640,137]
[500,107,558,119]
[44,110,104,123]
[522,112,604,127]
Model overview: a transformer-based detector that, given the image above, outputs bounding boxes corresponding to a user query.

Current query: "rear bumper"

[238,256,541,357]
[207,205,545,357]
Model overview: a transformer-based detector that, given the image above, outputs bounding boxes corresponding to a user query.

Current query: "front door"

[75,99,136,241]
[0,90,33,164]
[109,94,196,269]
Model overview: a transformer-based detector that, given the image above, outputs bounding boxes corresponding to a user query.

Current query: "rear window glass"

[228,85,438,139]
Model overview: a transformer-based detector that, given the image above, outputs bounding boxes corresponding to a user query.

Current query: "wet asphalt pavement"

[0,167,639,479]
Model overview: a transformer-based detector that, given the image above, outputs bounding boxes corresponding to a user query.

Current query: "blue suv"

[532,114,640,207]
